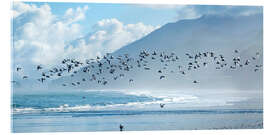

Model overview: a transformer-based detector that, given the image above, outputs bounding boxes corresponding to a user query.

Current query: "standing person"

[119,124,124,131]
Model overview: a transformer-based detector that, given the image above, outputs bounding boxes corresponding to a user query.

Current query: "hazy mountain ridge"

[47,14,263,92]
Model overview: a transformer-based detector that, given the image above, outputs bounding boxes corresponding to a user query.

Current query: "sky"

[14,2,181,35]
[11,2,263,90]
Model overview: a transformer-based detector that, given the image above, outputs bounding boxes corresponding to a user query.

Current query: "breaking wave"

[12,90,248,114]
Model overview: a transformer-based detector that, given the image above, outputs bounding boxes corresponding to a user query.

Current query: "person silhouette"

[119,124,124,131]
[160,103,165,108]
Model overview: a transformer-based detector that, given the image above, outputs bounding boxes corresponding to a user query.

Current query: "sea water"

[11,91,263,132]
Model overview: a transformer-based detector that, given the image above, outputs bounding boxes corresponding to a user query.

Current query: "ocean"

[11,91,263,132]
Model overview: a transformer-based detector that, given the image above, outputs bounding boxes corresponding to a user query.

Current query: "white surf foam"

[12,90,249,114]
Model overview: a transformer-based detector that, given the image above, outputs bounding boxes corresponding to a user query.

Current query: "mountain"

[115,14,262,56]
[50,14,263,93]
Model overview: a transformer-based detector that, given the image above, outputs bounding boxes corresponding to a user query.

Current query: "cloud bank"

[66,18,159,61]
[139,4,262,20]
[12,2,159,72]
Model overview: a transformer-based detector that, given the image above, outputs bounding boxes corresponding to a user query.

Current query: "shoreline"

[12,109,263,133]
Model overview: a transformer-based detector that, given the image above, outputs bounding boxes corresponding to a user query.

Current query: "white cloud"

[12,2,85,68]
[63,5,89,24]
[138,4,200,20]
[176,6,200,20]
[12,1,33,18]
[66,18,160,61]
[12,2,159,72]
[139,4,262,21]
[176,5,262,20]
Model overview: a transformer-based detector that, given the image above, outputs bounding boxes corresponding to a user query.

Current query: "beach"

[12,109,263,132]
[11,91,263,132]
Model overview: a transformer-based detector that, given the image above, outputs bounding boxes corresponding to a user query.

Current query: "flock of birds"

[14,49,262,88]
